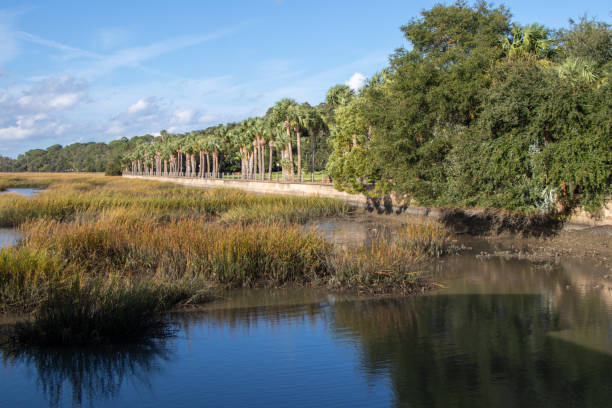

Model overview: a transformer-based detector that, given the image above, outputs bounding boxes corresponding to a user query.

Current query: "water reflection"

[331,294,612,407]
[0,340,171,407]
[0,228,22,248]
[2,256,612,407]
[0,188,43,197]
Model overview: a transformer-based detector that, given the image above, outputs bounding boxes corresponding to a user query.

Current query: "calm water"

[2,225,612,407]
[0,188,40,248]
[0,188,43,197]
[0,229,21,248]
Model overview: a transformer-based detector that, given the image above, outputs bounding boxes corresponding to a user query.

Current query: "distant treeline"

[0,136,153,174]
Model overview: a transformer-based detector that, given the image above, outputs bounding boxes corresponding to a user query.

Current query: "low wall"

[123,175,612,227]
[123,175,368,207]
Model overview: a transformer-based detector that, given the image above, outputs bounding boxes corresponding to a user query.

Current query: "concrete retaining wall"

[123,175,612,227]
[123,175,369,207]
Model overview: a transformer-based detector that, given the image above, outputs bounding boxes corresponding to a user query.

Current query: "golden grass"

[0,173,350,227]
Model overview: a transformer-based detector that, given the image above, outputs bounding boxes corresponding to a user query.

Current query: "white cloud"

[48,93,82,109]
[127,98,151,114]
[346,72,367,91]
[0,75,87,145]
[172,109,196,125]
[14,75,88,111]
[0,124,35,141]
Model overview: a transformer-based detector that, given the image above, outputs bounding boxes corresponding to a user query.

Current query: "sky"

[0,1,610,157]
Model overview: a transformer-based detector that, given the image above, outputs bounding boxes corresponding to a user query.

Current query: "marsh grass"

[0,248,69,313]
[12,276,172,346]
[329,221,449,294]
[0,173,450,345]
[0,174,351,227]
[21,213,335,287]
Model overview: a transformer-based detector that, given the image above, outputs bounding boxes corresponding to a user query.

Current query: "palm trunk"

[287,141,294,181]
[259,138,265,181]
[296,129,302,182]
[311,131,316,182]
[200,150,204,178]
[268,140,274,181]
[253,140,258,179]
[281,148,287,181]
[213,151,218,178]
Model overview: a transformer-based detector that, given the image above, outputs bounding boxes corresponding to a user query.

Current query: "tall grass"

[12,276,171,346]
[329,221,449,294]
[20,212,334,287]
[0,174,350,227]
[0,248,68,312]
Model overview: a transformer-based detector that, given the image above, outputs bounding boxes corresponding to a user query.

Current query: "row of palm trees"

[124,98,329,183]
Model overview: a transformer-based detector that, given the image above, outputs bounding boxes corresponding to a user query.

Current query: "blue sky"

[0,1,610,157]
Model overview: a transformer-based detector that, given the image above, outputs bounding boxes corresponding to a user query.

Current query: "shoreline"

[123,174,612,230]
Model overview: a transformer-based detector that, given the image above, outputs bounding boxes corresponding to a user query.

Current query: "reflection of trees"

[1,340,171,407]
[170,288,366,336]
[332,295,612,408]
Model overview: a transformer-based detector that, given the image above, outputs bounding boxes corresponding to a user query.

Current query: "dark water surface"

[2,226,612,407]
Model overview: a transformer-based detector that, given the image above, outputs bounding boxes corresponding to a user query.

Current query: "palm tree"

[271,122,289,181]
[210,128,223,178]
[503,24,555,60]
[270,99,298,181]
[302,106,327,181]
[287,104,305,182]
[182,133,198,177]
[253,117,268,181]
[557,57,599,85]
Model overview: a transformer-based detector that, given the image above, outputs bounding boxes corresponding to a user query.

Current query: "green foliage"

[327,2,611,214]
[0,136,153,173]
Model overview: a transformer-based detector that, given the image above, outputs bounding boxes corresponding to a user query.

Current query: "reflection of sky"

[0,188,43,197]
[0,302,393,408]
[0,229,21,248]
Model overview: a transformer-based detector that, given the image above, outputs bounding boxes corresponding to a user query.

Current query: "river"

[1,220,611,407]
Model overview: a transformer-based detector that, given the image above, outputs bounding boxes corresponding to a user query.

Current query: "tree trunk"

[268,140,274,181]
[311,130,316,182]
[213,151,218,178]
[259,138,265,181]
[296,129,302,182]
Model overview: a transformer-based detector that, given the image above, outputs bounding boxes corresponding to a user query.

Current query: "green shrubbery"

[326,4,611,214]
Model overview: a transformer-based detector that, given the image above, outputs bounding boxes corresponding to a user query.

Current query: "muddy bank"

[310,211,612,272]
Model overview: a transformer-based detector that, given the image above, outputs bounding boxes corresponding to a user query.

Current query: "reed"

[329,221,449,294]
[0,248,68,312]
[20,212,334,287]
[0,174,351,227]
[12,276,172,346]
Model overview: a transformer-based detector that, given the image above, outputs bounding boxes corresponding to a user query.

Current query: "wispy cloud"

[14,31,103,60]
[0,11,20,66]
[12,25,237,79]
